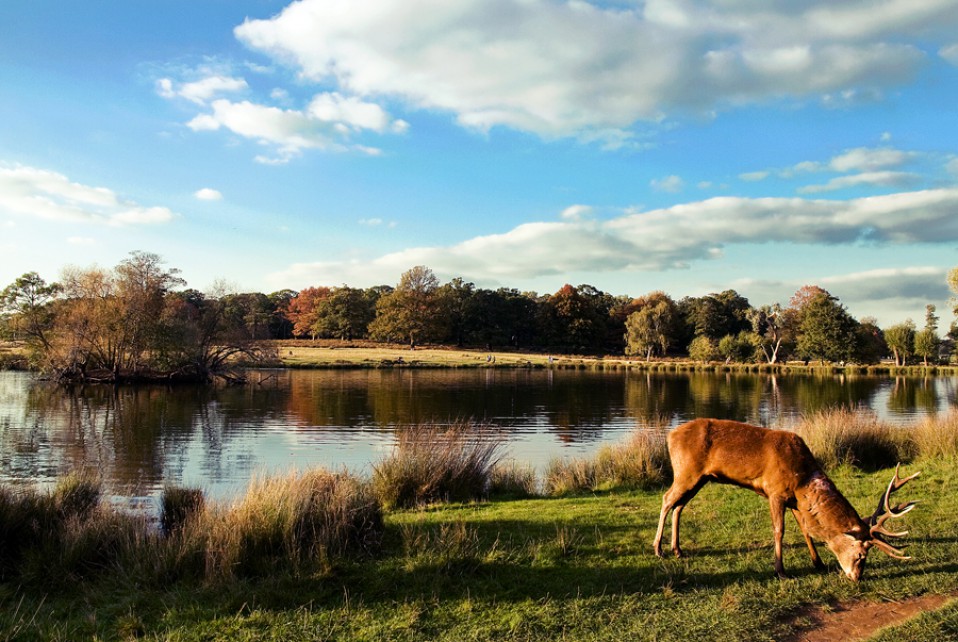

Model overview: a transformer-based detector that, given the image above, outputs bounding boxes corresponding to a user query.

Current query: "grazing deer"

[653,418,918,581]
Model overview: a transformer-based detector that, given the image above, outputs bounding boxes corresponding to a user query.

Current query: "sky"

[2,0,958,328]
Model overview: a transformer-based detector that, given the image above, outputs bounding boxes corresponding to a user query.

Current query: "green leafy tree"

[745,304,796,364]
[624,293,677,360]
[855,317,888,365]
[718,331,759,364]
[884,321,916,367]
[795,291,859,365]
[312,286,375,340]
[1,271,61,350]
[688,335,718,363]
[913,304,940,366]
[437,278,476,346]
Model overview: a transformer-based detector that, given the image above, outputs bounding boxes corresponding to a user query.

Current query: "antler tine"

[870,463,920,526]
[871,538,911,560]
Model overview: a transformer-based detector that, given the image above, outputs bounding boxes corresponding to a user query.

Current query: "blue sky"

[2,0,958,327]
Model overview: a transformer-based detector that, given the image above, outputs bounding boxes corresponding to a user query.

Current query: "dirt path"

[785,593,953,642]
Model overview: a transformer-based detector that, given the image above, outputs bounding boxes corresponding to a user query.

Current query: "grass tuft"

[545,425,673,496]
[372,422,505,509]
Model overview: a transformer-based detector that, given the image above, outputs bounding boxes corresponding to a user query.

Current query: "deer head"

[829,464,920,581]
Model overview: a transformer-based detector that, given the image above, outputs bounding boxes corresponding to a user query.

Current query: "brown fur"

[653,419,874,580]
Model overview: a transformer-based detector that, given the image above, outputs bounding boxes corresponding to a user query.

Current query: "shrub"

[372,422,505,509]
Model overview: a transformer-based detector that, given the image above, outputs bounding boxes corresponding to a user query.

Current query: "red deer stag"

[653,418,918,581]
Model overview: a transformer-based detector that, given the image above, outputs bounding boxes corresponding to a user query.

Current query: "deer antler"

[868,463,920,558]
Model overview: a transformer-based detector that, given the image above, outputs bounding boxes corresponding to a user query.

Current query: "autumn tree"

[368,266,443,347]
[285,287,332,339]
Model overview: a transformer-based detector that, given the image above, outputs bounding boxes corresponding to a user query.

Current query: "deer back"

[667,418,822,499]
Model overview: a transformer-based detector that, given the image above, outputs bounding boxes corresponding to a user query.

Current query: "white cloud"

[156,75,248,105]
[0,163,176,226]
[798,170,919,194]
[940,43,958,65]
[560,204,594,221]
[234,0,954,141]
[67,236,96,246]
[739,171,770,182]
[194,188,223,201]
[828,147,915,172]
[186,94,406,162]
[947,157,958,178]
[819,267,950,303]
[359,218,383,227]
[270,187,958,287]
[651,175,684,193]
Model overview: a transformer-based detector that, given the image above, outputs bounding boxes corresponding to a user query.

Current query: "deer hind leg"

[790,508,826,571]
[653,477,704,558]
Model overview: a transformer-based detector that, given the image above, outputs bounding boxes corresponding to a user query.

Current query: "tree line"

[3,254,957,382]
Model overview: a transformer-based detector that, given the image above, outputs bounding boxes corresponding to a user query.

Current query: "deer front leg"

[790,508,826,571]
[770,496,788,579]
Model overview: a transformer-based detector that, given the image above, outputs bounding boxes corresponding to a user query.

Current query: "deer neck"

[795,471,865,539]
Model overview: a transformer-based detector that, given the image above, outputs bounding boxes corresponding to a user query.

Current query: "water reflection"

[0,369,955,500]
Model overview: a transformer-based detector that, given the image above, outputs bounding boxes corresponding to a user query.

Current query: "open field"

[2,457,957,641]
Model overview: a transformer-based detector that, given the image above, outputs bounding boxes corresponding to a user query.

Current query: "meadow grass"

[3,410,958,640]
[1,460,956,641]
[372,422,505,509]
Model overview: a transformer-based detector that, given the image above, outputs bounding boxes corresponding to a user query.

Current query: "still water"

[0,368,955,501]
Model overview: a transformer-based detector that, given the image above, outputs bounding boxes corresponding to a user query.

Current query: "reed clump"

[489,460,540,498]
[786,408,911,471]
[545,424,672,495]
[200,469,383,580]
[372,422,505,509]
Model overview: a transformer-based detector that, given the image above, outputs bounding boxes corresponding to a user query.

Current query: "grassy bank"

[1,463,956,641]
[3,410,958,640]
[259,341,958,375]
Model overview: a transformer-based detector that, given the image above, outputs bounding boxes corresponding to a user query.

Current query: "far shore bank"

[3,339,957,377]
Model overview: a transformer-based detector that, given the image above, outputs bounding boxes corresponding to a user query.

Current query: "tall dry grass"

[0,468,383,586]
[912,409,958,460]
[196,469,383,580]
[545,426,672,496]
[372,422,505,509]
[785,407,911,471]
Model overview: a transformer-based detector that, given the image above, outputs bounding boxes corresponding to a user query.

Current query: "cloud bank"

[271,187,958,288]
[0,163,176,226]
[235,0,957,143]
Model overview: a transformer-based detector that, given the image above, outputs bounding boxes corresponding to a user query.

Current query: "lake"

[0,368,955,503]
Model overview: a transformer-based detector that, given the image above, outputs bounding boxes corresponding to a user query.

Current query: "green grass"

[2,460,956,641]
